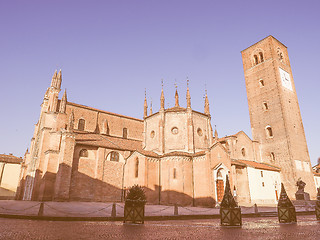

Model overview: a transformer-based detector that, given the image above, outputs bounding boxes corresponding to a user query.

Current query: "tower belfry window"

[254,55,259,65]
[259,79,264,87]
[266,126,273,138]
[263,102,269,110]
[259,52,264,62]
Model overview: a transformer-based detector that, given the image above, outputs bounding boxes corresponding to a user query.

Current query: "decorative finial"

[144,89,148,118]
[204,87,210,115]
[186,78,191,108]
[160,79,165,110]
[150,98,153,115]
[174,81,179,107]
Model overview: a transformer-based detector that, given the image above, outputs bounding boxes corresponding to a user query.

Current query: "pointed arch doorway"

[213,163,229,203]
[216,169,224,202]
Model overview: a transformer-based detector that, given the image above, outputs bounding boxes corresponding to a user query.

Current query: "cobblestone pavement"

[0,216,319,240]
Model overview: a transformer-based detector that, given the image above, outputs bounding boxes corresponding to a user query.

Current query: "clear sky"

[1,1,319,165]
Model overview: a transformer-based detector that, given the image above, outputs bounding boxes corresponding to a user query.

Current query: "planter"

[124,200,146,224]
[277,183,296,223]
[220,207,242,226]
[315,205,320,220]
[277,206,296,223]
[219,175,242,226]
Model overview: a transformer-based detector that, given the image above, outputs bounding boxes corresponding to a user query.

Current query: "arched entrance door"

[216,169,224,202]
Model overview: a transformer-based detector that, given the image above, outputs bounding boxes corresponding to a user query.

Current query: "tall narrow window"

[135,158,139,178]
[259,52,264,62]
[173,168,177,179]
[78,119,85,131]
[266,126,273,138]
[254,55,259,65]
[271,152,275,162]
[241,148,246,157]
[123,128,128,139]
[263,102,269,111]
[261,171,264,177]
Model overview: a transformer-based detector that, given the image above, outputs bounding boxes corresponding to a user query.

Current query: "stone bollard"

[174,204,178,216]
[254,204,259,214]
[111,203,116,218]
[38,202,44,217]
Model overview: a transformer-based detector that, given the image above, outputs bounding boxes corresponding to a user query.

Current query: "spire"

[150,99,153,115]
[59,89,67,113]
[214,125,218,140]
[204,89,210,115]
[144,89,148,118]
[186,78,191,108]
[57,69,62,89]
[50,70,58,88]
[160,79,165,110]
[174,83,179,107]
[67,110,74,131]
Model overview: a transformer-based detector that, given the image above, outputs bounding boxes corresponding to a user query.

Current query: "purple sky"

[1,1,319,165]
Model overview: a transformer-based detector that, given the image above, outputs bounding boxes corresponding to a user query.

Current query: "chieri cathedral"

[17,36,317,206]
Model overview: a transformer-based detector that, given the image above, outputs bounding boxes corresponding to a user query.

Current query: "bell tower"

[241,36,316,199]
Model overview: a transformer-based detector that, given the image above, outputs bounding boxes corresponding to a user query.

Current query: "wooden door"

[216,180,224,202]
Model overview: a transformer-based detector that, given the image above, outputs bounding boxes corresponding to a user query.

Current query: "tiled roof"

[314,171,320,177]
[0,154,23,164]
[75,132,143,152]
[75,132,206,158]
[162,151,206,157]
[68,102,143,122]
[235,159,281,172]
[231,159,247,167]
[165,106,186,112]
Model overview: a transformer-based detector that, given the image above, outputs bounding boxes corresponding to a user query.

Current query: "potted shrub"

[220,175,242,226]
[123,185,146,224]
[277,183,297,223]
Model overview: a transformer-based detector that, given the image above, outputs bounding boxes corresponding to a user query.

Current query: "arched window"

[79,149,88,158]
[277,48,284,61]
[266,126,273,138]
[123,128,128,139]
[110,151,119,162]
[241,148,246,157]
[217,169,223,179]
[259,52,264,62]
[78,119,85,131]
[254,55,259,65]
[135,158,139,178]
[173,168,177,179]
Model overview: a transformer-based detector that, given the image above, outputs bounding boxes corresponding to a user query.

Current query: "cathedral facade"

[17,36,317,206]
